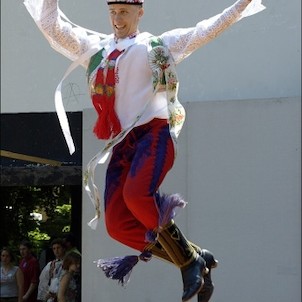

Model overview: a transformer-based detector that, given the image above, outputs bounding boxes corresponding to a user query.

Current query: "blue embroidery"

[130,134,152,177]
[149,125,169,193]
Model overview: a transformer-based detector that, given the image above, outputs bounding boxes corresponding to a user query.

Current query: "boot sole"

[182,282,204,302]
[182,258,208,302]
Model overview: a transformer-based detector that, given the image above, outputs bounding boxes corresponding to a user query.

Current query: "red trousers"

[104,118,175,251]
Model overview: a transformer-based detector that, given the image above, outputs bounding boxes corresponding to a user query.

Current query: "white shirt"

[24,0,265,134]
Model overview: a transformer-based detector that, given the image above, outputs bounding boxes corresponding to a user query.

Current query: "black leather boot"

[156,221,208,302]
[197,249,218,302]
[149,233,217,301]
[181,255,208,302]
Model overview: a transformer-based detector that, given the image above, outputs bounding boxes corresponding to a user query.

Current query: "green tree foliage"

[0,185,71,257]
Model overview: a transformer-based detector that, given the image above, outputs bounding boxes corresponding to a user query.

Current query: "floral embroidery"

[166,71,177,93]
[148,37,186,143]
[149,47,170,72]
[94,84,104,95]
[149,45,170,88]
[169,107,185,129]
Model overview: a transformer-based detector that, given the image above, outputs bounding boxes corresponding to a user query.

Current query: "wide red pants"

[104,118,175,251]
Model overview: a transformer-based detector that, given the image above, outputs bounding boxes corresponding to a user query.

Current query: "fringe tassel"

[157,193,187,226]
[94,251,152,286]
[95,193,186,285]
[146,192,187,242]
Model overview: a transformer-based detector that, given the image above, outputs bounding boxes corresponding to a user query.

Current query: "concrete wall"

[82,97,300,302]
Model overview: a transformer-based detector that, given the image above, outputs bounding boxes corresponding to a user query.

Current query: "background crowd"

[0,234,81,302]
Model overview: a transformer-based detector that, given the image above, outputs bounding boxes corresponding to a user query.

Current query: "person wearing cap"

[23,0,265,301]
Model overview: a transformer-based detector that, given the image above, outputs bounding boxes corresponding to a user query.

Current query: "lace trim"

[168,0,258,63]
[39,0,90,60]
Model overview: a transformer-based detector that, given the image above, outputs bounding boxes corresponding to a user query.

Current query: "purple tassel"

[95,193,187,285]
[94,251,152,287]
[145,230,158,243]
[146,193,187,243]
[157,193,187,227]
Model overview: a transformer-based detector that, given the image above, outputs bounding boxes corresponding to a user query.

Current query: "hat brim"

[107,1,143,4]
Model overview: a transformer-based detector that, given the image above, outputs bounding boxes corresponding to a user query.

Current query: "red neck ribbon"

[92,49,123,139]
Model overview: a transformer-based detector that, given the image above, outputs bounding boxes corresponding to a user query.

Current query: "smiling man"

[108,2,144,39]
[24,0,265,301]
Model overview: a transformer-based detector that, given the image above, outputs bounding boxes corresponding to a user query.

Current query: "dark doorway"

[0,111,83,254]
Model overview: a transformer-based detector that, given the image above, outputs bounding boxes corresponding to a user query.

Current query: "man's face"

[52,244,65,260]
[19,245,30,258]
[108,4,144,39]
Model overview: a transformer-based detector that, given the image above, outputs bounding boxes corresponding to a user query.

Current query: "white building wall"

[82,97,300,302]
[1,0,301,301]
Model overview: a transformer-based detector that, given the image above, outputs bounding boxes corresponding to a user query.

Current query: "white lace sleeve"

[24,0,107,155]
[24,0,105,61]
[160,0,265,64]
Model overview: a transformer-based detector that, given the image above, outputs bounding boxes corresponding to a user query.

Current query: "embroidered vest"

[86,36,185,145]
